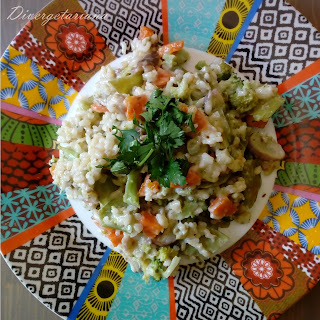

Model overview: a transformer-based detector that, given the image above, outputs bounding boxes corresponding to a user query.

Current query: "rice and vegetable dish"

[51,27,285,281]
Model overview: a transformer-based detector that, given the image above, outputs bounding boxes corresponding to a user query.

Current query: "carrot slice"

[209,196,238,219]
[152,67,172,88]
[138,174,160,197]
[246,115,267,128]
[91,103,109,113]
[139,26,154,40]
[125,95,148,121]
[194,109,208,133]
[158,40,184,57]
[141,211,164,238]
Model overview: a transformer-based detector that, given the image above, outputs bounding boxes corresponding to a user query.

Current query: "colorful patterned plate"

[1,1,320,319]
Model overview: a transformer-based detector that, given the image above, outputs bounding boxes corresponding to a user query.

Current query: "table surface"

[1,1,320,319]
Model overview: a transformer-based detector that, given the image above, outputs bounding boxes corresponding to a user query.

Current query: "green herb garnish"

[97,89,195,187]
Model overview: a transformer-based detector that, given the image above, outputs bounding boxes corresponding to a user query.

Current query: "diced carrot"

[141,210,164,238]
[209,196,238,219]
[194,109,208,133]
[138,26,154,40]
[138,174,160,197]
[125,95,149,121]
[186,169,202,186]
[158,40,184,57]
[170,168,201,188]
[105,228,124,246]
[246,115,267,128]
[91,103,109,113]
[152,67,172,88]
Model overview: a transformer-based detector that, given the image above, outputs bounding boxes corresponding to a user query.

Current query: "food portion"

[51,27,285,281]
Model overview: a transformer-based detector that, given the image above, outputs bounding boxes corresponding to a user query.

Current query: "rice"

[51,29,285,281]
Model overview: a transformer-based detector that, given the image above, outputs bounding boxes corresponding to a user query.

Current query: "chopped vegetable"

[246,115,267,128]
[91,103,108,113]
[195,60,207,70]
[123,170,140,208]
[242,160,261,208]
[95,176,118,206]
[138,26,154,40]
[248,132,285,161]
[217,62,232,81]
[249,94,285,122]
[162,256,181,278]
[144,259,164,281]
[162,49,189,70]
[125,95,148,120]
[58,146,78,160]
[170,168,201,188]
[158,40,184,57]
[105,228,124,246]
[138,174,160,197]
[109,70,144,94]
[152,67,172,88]
[193,109,209,133]
[209,196,238,219]
[141,210,164,238]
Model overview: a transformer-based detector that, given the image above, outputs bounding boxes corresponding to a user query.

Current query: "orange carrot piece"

[105,228,124,246]
[139,26,154,40]
[186,169,202,186]
[246,115,267,128]
[158,40,184,57]
[141,211,164,238]
[209,196,237,219]
[91,103,109,113]
[170,168,201,188]
[152,67,172,88]
[194,109,208,133]
[138,174,160,197]
[125,95,149,121]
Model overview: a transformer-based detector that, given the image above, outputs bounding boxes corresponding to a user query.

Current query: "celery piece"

[162,256,181,278]
[123,170,140,208]
[109,71,143,94]
[95,176,118,206]
[242,160,262,208]
[250,95,285,122]
[58,146,79,160]
[200,229,229,252]
[195,60,207,70]
[217,62,232,81]
[162,49,189,70]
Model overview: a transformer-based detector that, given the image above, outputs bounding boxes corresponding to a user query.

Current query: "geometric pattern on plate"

[229,0,320,85]
[273,73,320,128]
[275,162,320,194]
[174,255,265,320]
[10,24,85,92]
[1,141,58,193]
[0,46,77,120]
[260,191,320,255]
[78,0,164,57]
[252,220,320,282]
[107,265,170,320]
[207,0,254,59]
[167,0,225,51]
[4,215,108,318]
[76,251,127,320]
[275,119,320,165]
[1,183,70,242]
[1,109,59,148]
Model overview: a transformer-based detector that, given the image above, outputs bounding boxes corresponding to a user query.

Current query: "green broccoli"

[162,49,190,70]
[229,81,259,113]
[217,62,233,81]
[145,259,165,281]
[157,246,178,262]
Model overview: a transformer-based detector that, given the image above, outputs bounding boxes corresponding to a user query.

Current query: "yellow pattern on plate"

[0,46,77,119]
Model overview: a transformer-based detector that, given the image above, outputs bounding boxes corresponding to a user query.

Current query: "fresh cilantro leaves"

[98,89,195,187]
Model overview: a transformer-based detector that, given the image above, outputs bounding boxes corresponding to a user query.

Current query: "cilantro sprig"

[97,89,195,187]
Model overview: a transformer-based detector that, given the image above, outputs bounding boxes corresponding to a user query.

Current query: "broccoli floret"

[141,243,151,254]
[162,49,189,70]
[157,247,178,262]
[217,62,233,81]
[144,259,165,281]
[229,81,259,113]
[195,60,207,70]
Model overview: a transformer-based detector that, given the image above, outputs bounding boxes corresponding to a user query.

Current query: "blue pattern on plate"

[107,267,170,320]
[167,0,225,50]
